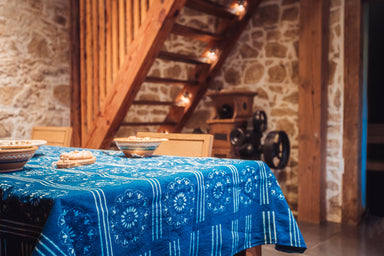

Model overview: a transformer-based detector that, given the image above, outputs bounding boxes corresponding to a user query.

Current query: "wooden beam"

[342,0,363,225]
[85,0,93,135]
[98,0,106,108]
[69,0,81,147]
[141,0,148,24]
[92,0,100,122]
[105,0,112,94]
[133,0,140,37]
[119,0,126,67]
[298,0,329,223]
[79,0,88,145]
[126,0,133,45]
[112,0,119,78]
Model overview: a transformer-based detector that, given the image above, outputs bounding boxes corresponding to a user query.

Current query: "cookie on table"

[56,150,96,168]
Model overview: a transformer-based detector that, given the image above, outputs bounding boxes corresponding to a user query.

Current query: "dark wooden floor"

[263,215,384,256]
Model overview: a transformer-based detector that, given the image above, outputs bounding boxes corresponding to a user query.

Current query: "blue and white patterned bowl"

[0,146,38,172]
[114,137,166,158]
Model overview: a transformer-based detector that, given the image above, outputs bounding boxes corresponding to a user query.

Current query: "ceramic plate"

[0,140,47,149]
[0,146,39,172]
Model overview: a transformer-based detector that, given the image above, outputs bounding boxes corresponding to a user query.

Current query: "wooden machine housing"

[206,90,257,158]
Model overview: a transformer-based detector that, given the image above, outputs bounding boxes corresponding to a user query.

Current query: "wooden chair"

[136,132,213,157]
[31,126,73,147]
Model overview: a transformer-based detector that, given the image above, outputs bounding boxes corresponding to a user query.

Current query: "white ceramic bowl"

[0,146,38,172]
[114,136,166,157]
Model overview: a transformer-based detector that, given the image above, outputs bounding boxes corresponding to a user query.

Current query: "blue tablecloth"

[0,146,306,255]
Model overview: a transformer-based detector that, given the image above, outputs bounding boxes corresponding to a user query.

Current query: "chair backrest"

[136,132,213,157]
[31,126,73,147]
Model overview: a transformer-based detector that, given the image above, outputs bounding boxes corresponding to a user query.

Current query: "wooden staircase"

[70,0,262,149]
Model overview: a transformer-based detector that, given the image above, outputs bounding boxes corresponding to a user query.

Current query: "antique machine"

[206,90,290,169]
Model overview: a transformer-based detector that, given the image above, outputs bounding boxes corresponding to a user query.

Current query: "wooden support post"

[69,0,81,147]
[342,0,363,225]
[298,0,329,223]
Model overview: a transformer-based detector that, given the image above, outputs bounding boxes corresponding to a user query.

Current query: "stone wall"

[0,0,70,139]
[326,0,344,223]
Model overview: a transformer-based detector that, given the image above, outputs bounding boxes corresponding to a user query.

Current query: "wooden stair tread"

[185,0,237,19]
[158,51,210,65]
[367,124,384,144]
[121,121,177,126]
[367,159,384,171]
[145,76,198,86]
[133,100,174,106]
[171,23,222,42]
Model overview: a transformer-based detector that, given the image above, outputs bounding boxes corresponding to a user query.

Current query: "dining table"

[0,145,306,256]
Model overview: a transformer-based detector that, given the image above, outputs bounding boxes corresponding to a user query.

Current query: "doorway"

[365,0,384,217]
